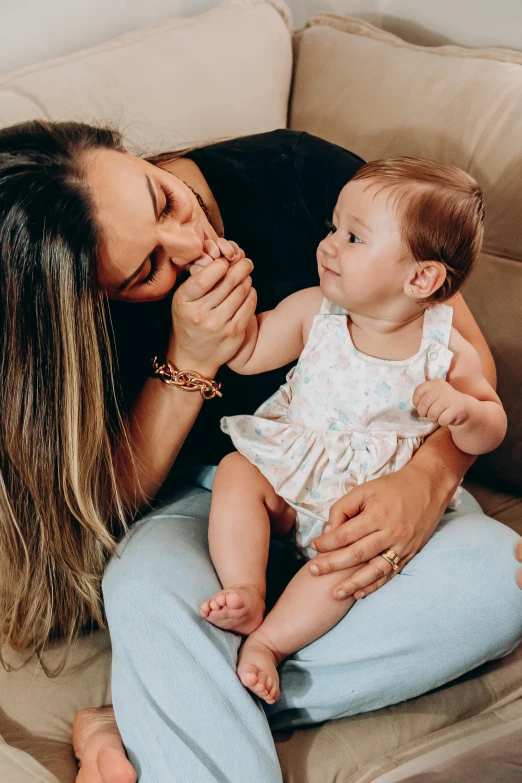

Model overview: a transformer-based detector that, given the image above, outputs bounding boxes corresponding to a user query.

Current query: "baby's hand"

[413,379,471,428]
[190,238,245,275]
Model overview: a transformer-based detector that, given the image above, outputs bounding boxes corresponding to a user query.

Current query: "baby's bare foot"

[199,585,265,635]
[237,632,282,704]
[73,707,136,783]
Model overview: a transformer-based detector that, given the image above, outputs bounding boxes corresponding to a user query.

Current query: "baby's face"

[317,178,412,316]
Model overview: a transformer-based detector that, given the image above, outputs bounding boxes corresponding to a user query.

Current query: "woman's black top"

[109,130,364,467]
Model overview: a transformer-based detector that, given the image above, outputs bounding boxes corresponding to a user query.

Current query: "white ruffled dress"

[221,299,456,559]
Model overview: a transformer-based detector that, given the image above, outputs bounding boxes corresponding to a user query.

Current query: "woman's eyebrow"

[146,175,159,221]
[116,175,159,291]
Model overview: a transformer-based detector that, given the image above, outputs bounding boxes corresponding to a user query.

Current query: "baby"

[199,157,507,704]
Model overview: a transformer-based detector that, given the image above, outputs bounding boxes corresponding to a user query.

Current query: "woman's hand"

[308,462,449,600]
[169,250,256,377]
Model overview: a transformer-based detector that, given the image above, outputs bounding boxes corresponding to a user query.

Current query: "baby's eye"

[348,232,362,244]
[325,220,337,234]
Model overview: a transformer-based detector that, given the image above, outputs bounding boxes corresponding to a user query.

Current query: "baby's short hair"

[351,157,484,301]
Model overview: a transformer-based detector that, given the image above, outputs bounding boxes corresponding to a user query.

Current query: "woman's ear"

[405,261,446,300]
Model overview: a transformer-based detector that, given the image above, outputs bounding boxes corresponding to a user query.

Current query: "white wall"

[2,0,522,76]
[0,0,220,74]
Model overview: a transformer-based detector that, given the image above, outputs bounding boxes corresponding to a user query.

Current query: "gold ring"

[380,549,401,571]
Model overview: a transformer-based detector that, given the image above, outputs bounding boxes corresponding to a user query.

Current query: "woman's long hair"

[0,120,133,672]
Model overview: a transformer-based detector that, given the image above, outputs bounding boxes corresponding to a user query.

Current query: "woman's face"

[83,148,214,302]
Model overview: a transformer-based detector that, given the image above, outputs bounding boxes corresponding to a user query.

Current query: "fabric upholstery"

[0,0,292,155]
[0,736,59,783]
[290,14,522,492]
[0,631,111,782]
[369,715,522,783]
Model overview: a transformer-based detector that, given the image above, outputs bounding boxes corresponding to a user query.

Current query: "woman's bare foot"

[237,631,282,704]
[73,707,137,783]
[199,584,265,635]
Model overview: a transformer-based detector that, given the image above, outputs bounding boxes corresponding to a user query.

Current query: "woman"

[0,120,520,783]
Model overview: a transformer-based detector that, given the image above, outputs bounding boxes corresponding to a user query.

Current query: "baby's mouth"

[322,264,339,275]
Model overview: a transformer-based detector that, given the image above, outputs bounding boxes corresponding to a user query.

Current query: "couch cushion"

[369,714,522,783]
[0,0,292,154]
[290,15,522,492]
[0,736,59,783]
[0,631,111,782]
[463,479,522,535]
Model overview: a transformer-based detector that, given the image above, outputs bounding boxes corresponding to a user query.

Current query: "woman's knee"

[102,512,220,621]
[413,511,522,653]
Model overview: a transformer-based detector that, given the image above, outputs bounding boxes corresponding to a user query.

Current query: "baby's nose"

[321,236,338,257]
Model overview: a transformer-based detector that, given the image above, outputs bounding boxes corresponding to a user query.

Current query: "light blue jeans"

[102,480,522,783]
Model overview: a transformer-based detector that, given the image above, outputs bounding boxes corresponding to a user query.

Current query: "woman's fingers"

[212,275,254,322]
[309,531,388,575]
[332,556,397,600]
[312,515,375,552]
[177,258,230,302]
[201,257,254,310]
[311,489,369,553]
[189,253,215,275]
[228,287,258,330]
[352,573,393,601]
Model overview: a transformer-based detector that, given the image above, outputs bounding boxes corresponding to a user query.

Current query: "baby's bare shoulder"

[448,327,483,379]
[291,287,323,339]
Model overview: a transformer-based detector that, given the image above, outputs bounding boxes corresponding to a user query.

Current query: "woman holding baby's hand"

[119,240,255,503]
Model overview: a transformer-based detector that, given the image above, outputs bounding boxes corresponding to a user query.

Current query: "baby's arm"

[228,287,323,375]
[413,328,507,455]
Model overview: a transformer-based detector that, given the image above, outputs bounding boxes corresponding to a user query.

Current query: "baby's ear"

[405,261,446,300]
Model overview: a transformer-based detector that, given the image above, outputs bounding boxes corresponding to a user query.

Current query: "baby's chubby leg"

[238,561,359,704]
[200,452,296,639]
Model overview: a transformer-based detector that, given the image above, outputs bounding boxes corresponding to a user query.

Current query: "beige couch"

[1,1,522,780]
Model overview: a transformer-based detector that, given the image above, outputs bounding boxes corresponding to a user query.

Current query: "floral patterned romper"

[221,298,456,559]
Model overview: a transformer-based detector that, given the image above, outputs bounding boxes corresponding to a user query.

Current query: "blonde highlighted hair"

[351,157,484,301]
[0,120,138,673]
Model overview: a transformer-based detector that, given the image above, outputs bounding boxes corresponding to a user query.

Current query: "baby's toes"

[239,665,259,688]
[199,600,211,617]
[266,678,279,704]
[252,670,269,694]
[224,592,245,610]
[262,675,274,697]
[252,681,269,699]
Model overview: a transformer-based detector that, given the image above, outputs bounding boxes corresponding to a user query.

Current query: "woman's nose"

[165,226,204,266]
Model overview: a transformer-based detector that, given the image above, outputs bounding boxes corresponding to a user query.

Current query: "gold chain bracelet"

[151,356,222,400]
